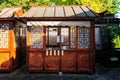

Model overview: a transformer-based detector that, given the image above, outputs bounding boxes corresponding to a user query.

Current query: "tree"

[0,0,120,14]
[88,0,120,14]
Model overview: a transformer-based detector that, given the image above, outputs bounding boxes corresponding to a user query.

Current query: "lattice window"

[61,28,69,46]
[78,26,90,48]
[0,23,9,48]
[30,27,43,48]
[70,26,76,48]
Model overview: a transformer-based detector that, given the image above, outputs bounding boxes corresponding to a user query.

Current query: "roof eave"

[20,17,97,21]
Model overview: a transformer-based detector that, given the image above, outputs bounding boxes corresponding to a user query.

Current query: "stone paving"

[0,63,120,80]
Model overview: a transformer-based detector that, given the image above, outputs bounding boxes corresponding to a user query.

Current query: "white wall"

[95,27,102,50]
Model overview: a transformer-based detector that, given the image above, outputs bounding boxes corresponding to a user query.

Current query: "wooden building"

[20,5,98,73]
[0,7,26,72]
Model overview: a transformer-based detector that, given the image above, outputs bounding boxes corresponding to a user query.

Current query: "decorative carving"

[29,53,43,69]
[78,26,90,48]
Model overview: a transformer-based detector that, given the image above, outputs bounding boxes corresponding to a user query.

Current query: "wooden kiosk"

[22,5,98,73]
[0,7,26,72]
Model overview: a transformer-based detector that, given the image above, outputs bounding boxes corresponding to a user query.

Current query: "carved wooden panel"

[61,51,76,71]
[78,26,90,48]
[77,52,90,71]
[45,51,60,71]
[30,27,43,48]
[0,23,9,48]
[28,52,43,70]
[0,53,10,69]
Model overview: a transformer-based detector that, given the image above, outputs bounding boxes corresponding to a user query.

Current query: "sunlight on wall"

[0,53,10,68]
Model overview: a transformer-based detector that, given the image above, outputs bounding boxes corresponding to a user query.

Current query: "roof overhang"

[27,21,91,27]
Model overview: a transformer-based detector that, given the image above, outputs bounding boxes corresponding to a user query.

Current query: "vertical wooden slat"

[90,20,95,73]
[9,21,14,71]
[27,26,30,71]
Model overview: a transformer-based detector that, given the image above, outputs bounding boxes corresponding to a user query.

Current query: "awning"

[27,21,90,27]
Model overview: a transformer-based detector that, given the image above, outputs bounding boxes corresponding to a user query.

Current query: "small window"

[0,23,9,48]
[70,26,76,48]
[78,26,90,48]
[30,27,43,48]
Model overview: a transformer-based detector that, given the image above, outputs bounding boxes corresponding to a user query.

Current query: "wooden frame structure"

[0,7,26,72]
[20,5,98,73]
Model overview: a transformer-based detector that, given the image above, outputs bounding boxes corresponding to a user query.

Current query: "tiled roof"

[0,7,23,18]
[22,5,98,18]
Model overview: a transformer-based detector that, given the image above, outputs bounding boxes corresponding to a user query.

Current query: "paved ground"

[0,63,120,80]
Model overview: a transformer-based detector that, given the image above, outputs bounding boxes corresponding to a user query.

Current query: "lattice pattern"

[70,26,76,48]
[0,23,9,48]
[78,27,90,48]
[30,27,43,48]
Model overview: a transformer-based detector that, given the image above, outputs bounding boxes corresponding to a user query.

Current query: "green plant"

[101,27,114,51]
[101,24,120,51]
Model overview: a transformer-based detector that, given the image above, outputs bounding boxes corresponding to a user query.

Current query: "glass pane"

[61,28,69,46]
[0,23,9,48]
[78,26,90,48]
[46,27,58,46]
[30,27,43,48]
[70,26,76,48]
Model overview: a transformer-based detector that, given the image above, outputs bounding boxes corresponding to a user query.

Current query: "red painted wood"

[45,55,60,71]
[61,51,76,71]
[77,50,90,72]
[28,52,44,71]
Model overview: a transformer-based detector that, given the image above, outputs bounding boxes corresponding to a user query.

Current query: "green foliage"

[109,25,120,48]
[0,0,120,14]
[89,0,120,14]
[101,26,115,50]
[114,35,120,48]
[101,24,120,50]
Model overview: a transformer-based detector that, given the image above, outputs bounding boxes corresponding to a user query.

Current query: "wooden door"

[27,26,45,71]
[60,28,76,71]
[77,26,92,72]
[45,27,60,71]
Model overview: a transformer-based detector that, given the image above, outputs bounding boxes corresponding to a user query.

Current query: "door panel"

[77,51,90,71]
[44,50,60,71]
[61,50,76,71]
[28,52,43,71]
